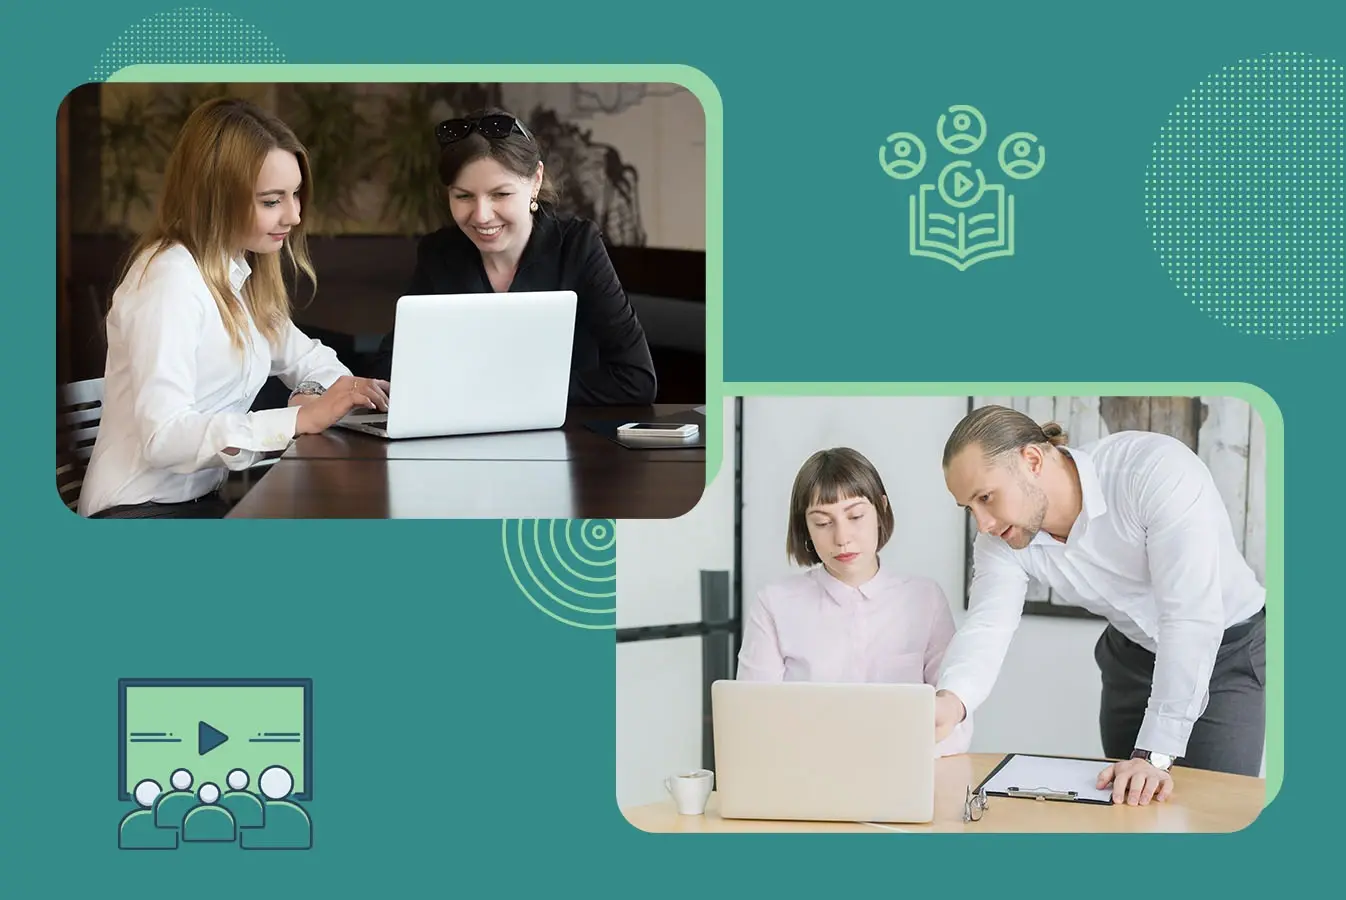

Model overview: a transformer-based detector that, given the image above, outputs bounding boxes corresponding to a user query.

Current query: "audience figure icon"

[153,769,198,830]
[118,780,179,850]
[240,766,313,850]
[117,765,311,851]
[221,768,266,830]
[183,783,236,842]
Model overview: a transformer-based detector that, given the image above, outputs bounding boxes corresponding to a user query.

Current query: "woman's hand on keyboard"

[295,376,391,435]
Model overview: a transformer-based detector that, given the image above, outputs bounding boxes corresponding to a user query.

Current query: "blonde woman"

[79,98,389,518]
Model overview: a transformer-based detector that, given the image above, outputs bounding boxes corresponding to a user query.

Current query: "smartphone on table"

[616,422,700,441]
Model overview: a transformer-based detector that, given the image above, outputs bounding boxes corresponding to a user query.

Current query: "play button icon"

[198,720,229,756]
[953,171,975,198]
[937,161,985,209]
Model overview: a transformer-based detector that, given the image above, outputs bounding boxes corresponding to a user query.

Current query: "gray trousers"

[1094,610,1266,776]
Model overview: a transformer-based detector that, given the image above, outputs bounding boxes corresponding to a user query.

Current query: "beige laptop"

[710,680,936,823]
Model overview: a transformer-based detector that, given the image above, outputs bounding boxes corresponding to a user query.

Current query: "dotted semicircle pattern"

[1144,51,1345,340]
[92,6,285,81]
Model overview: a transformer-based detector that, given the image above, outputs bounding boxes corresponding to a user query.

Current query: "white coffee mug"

[664,769,714,815]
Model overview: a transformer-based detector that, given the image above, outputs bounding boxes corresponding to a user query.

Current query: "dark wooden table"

[226,405,707,519]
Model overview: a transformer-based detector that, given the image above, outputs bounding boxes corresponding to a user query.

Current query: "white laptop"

[336,291,577,440]
[710,680,936,823]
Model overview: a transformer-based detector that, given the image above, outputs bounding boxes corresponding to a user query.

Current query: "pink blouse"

[736,563,973,756]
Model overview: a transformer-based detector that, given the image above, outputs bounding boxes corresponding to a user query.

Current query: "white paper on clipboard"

[979,754,1115,803]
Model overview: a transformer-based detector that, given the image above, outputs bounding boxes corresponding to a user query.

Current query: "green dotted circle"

[93,7,285,81]
[1144,51,1346,340]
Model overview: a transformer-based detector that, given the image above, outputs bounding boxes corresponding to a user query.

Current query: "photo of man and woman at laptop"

[57,81,708,520]
[617,395,1272,832]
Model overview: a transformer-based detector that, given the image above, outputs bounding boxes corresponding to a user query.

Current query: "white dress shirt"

[936,430,1266,759]
[738,562,974,756]
[78,244,350,516]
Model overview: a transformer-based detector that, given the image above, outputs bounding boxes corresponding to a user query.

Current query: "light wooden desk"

[623,753,1266,833]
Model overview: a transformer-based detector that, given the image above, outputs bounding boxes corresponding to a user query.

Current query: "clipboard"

[974,753,1116,805]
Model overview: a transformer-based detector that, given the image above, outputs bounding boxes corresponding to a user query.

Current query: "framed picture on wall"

[962,395,1267,618]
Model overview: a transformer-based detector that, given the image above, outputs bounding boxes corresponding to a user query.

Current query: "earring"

[529,196,539,212]
[805,539,814,553]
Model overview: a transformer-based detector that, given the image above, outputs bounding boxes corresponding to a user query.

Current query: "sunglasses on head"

[435,114,534,146]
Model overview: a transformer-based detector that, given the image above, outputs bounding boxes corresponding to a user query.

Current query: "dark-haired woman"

[735,447,973,757]
[374,109,657,405]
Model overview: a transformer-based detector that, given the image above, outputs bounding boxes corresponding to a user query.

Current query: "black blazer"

[373,211,658,406]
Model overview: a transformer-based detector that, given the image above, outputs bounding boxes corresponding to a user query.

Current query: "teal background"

[3,0,1340,896]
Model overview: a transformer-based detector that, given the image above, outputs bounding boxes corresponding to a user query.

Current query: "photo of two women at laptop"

[58,82,706,519]
[616,395,1269,829]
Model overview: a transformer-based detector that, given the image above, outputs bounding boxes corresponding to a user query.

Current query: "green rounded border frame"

[715,379,1287,816]
[102,61,726,488]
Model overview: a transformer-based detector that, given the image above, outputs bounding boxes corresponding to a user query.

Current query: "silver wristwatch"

[290,380,327,398]
[1131,749,1173,771]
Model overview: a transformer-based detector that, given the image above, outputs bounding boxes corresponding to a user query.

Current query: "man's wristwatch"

[1131,749,1173,771]
[290,380,326,398]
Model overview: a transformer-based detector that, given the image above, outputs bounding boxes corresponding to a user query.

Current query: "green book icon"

[879,106,1045,272]
[910,161,1013,270]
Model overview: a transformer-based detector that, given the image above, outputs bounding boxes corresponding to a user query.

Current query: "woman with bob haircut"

[736,446,972,756]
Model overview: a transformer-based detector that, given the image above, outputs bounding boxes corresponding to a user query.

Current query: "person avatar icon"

[153,768,197,830]
[936,104,987,155]
[240,765,312,850]
[879,131,927,181]
[118,779,179,850]
[182,782,237,843]
[997,131,1046,180]
[221,768,266,830]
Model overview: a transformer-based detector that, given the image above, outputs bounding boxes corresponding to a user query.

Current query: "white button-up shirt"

[737,563,974,756]
[936,431,1266,759]
[78,244,350,516]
